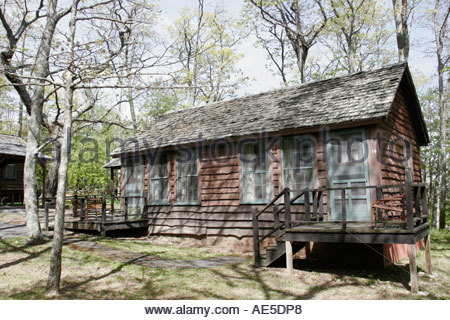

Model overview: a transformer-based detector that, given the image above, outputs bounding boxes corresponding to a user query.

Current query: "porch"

[53,195,148,236]
[252,183,432,293]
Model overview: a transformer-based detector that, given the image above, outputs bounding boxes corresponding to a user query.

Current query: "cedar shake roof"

[113,63,428,156]
[0,134,51,160]
[103,158,121,168]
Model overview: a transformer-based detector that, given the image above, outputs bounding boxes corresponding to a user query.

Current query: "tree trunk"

[17,103,23,137]
[24,102,44,244]
[45,136,61,199]
[45,100,72,296]
[438,63,448,230]
[23,0,60,245]
[46,0,79,296]
[392,0,410,62]
[433,0,448,230]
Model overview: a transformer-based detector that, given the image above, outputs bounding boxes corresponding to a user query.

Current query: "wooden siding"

[0,161,24,191]
[0,160,24,202]
[378,87,423,186]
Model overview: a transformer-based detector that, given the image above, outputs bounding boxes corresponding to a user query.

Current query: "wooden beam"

[252,208,261,266]
[285,240,293,275]
[424,234,432,274]
[405,182,414,230]
[408,244,418,293]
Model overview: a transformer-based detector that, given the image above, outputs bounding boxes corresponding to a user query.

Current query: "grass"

[0,229,449,299]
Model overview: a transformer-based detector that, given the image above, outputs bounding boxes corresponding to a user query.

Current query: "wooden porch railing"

[252,182,428,264]
[43,194,148,232]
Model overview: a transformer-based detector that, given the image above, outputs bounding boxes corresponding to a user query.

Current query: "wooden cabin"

[110,63,431,291]
[0,134,50,205]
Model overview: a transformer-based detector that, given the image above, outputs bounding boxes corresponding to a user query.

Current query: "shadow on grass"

[0,239,52,270]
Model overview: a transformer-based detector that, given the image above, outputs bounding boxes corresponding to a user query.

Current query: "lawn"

[0,229,448,299]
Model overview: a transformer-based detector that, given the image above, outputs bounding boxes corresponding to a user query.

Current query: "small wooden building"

[0,134,49,205]
[111,63,431,289]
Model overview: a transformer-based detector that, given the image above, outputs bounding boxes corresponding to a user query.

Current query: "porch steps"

[259,237,306,267]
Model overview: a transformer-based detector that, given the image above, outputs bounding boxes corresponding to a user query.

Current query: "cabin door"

[124,156,144,217]
[327,129,371,221]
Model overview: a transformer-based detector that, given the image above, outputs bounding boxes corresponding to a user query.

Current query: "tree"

[42,0,163,295]
[0,0,70,244]
[392,0,422,62]
[429,0,449,229]
[323,0,394,74]
[247,0,329,83]
[392,0,410,62]
[169,0,248,106]
[109,0,159,131]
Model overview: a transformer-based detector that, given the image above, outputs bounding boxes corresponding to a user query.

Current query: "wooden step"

[261,241,306,268]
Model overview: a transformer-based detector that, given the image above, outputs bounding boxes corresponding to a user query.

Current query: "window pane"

[177,149,198,203]
[4,164,15,179]
[244,172,256,201]
[351,182,366,195]
[151,154,168,178]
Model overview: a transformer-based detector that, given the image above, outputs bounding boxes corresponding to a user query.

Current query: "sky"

[156,0,439,97]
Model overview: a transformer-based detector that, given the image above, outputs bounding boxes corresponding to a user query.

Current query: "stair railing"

[252,187,325,265]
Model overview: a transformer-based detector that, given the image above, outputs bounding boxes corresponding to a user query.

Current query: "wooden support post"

[304,191,310,221]
[101,194,106,237]
[318,191,324,220]
[341,189,347,230]
[73,194,78,217]
[80,198,85,221]
[421,186,429,223]
[414,187,421,218]
[408,244,418,294]
[312,191,318,220]
[273,205,280,237]
[376,187,382,222]
[143,194,148,219]
[110,196,114,220]
[405,182,414,230]
[124,197,128,221]
[252,208,261,266]
[285,188,291,229]
[424,234,432,274]
[110,168,114,196]
[44,201,49,232]
[285,240,293,275]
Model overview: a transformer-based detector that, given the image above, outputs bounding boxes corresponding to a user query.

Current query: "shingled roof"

[113,62,427,156]
[0,134,50,160]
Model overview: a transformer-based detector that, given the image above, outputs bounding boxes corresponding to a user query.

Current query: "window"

[241,141,270,203]
[149,153,169,204]
[3,164,16,180]
[124,156,144,215]
[405,147,413,182]
[177,149,198,204]
[282,136,315,193]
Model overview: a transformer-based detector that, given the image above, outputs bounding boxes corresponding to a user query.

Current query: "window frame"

[123,155,144,215]
[3,163,17,180]
[240,140,271,204]
[149,153,170,206]
[176,148,200,205]
[281,135,316,203]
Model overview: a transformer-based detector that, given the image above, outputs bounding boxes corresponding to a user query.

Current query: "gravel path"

[0,222,27,239]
